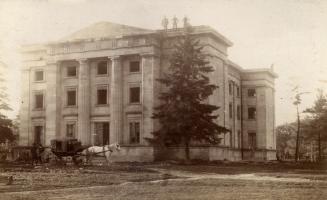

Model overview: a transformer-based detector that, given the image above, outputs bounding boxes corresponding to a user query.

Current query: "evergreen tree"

[151,28,228,160]
[0,61,14,143]
[304,90,327,161]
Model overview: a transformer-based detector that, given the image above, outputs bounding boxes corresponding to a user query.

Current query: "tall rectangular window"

[67,66,77,77]
[248,88,256,97]
[35,93,44,109]
[248,132,256,149]
[67,90,76,106]
[97,88,108,105]
[34,126,43,145]
[66,123,75,138]
[248,107,256,120]
[238,130,241,148]
[97,61,108,75]
[129,61,140,72]
[236,86,240,97]
[129,122,140,144]
[35,70,44,81]
[229,103,233,119]
[130,87,140,103]
[94,122,110,146]
[229,82,232,95]
[237,105,241,120]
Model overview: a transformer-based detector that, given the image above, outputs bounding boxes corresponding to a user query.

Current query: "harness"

[87,146,113,157]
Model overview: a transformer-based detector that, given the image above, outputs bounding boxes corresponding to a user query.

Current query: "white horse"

[81,143,121,165]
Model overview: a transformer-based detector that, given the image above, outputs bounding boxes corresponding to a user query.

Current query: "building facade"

[19,22,277,161]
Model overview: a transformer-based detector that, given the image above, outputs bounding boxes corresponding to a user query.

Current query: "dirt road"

[0,162,326,200]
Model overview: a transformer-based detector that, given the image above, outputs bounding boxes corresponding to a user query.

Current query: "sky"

[0,0,326,125]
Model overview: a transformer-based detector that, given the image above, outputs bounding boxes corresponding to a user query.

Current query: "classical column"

[109,56,123,144]
[77,59,91,145]
[141,53,160,144]
[45,60,60,146]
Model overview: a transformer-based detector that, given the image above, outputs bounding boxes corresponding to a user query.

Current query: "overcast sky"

[0,0,326,125]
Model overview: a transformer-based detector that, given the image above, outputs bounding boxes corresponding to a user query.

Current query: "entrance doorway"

[94,122,110,146]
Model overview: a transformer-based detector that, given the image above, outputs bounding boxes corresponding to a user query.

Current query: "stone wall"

[109,146,154,162]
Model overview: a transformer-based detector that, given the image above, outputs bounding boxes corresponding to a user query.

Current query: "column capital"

[76,58,89,64]
[108,55,121,61]
[46,59,60,65]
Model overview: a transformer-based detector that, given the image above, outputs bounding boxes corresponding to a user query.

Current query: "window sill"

[247,118,256,121]
[129,102,141,105]
[95,104,109,107]
[95,74,109,77]
[34,80,45,83]
[129,71,141,74]
[65,105,77,108]
[33,108,45,111]
[64,76,78,79]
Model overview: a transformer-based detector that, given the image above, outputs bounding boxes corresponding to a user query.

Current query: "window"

[66,123,76,138]
[237,130,241,148]
[35,70,44,81]
[129,61,140,72]
[97,88,107,105]
[236,86,240,97]
[237,105,241,120]
[248,88,256,97]
[229,103,233,119]
[35,93,44,109]
[248,132,256,149]
[67,90,76,106]
[94,122,110,145]
[230,131,233,147]
[67,66,77,77]
[34,126,43,145]
[229,82,232,95]
[130,87,140,103]
[248,107,256,120]
[97,61,108,75]
[129,122,140,144]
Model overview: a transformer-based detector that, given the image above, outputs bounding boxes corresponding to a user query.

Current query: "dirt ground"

[0,161,326,200]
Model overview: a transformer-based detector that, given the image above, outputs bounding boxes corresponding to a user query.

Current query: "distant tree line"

[277,90,327,162]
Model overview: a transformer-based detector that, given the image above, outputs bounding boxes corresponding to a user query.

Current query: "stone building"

[19,22,277,161]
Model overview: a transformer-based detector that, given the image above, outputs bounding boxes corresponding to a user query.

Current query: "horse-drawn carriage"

[50,139,120,165]
[50,139,87,164]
